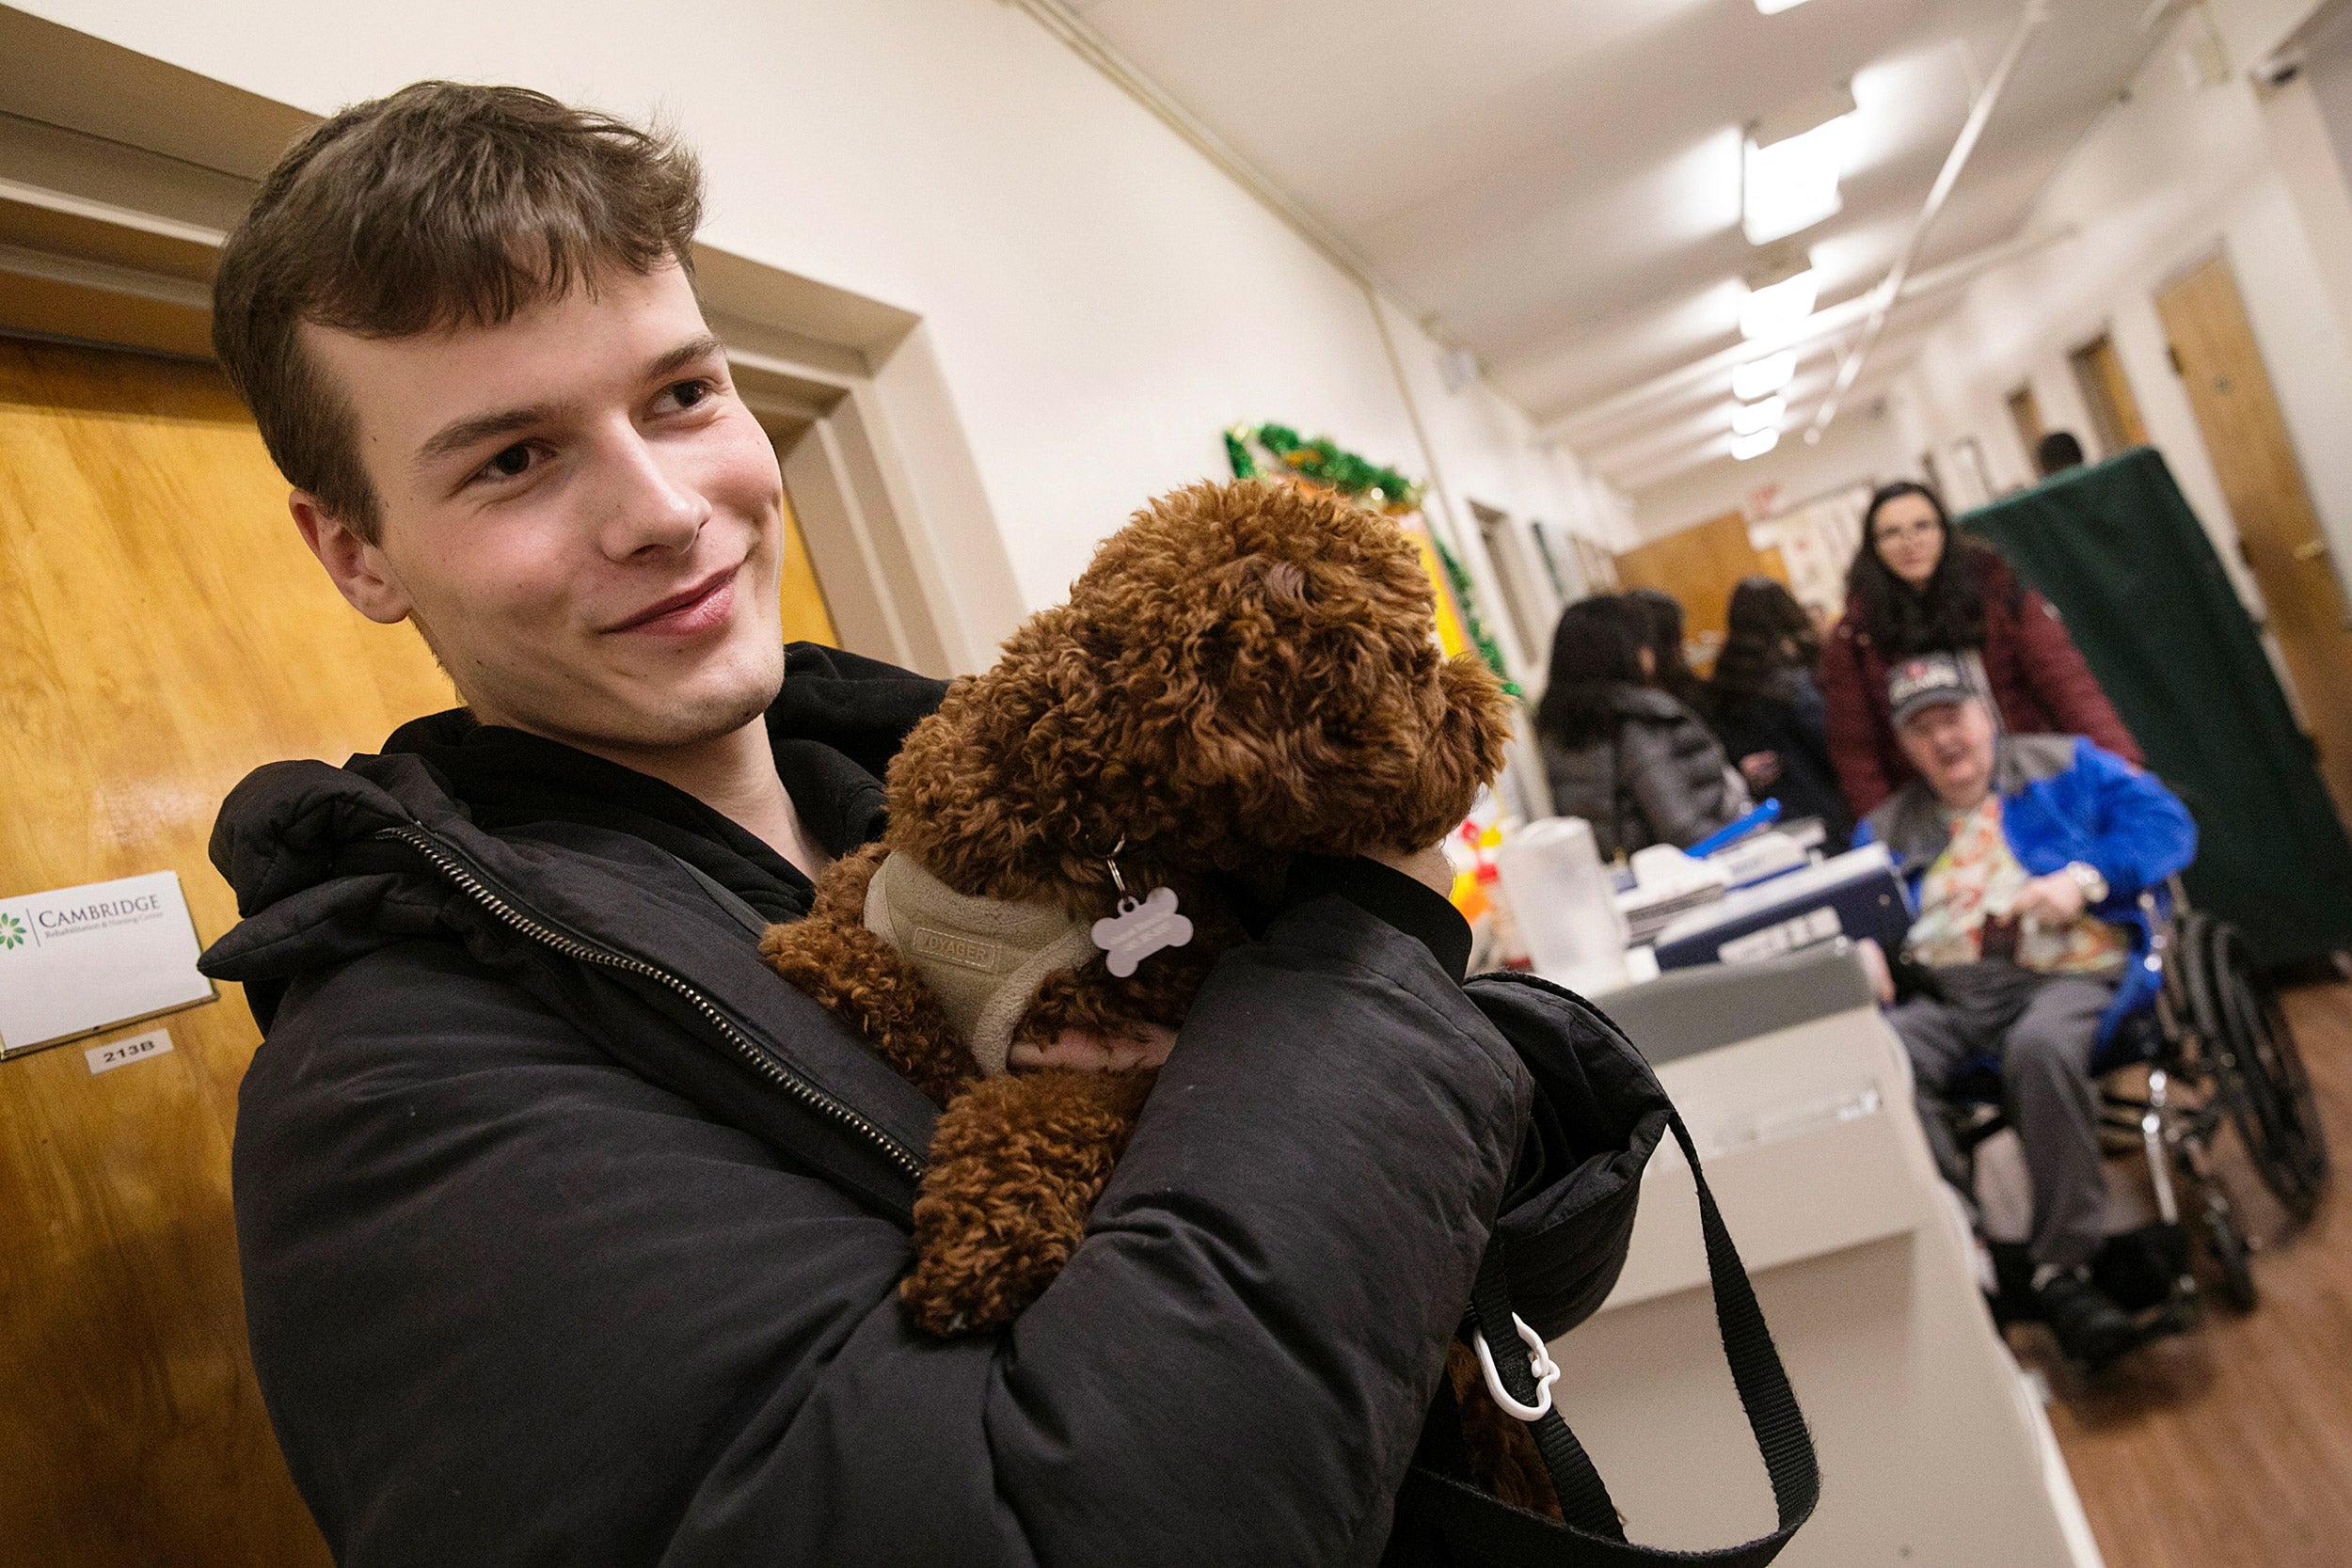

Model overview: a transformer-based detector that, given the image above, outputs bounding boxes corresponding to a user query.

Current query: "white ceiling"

[1066,0,2159,495]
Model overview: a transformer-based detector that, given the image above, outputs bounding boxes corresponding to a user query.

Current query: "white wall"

[13,0,1624,667]
[1370,292,1636,668]
[1372,294,1635,552]
[1898,8,2352,611]
[2263,1,2352,366]
[1628,400,1914,540]
[2209,0,2328,76]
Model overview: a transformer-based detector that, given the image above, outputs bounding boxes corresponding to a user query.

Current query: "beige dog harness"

[863,851,1098,1079]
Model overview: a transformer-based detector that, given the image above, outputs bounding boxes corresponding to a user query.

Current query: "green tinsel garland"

[1223,421,1423,515]
[1223,427,1259,481]
[1435,538,1519,697]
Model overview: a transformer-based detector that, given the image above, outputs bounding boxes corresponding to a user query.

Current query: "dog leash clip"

[1475,1312,1562,1422]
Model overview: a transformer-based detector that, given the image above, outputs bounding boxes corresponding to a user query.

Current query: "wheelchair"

[1947,884,2331,1324]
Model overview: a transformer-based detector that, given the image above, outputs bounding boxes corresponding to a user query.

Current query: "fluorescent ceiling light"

[1732,396,1787,436]
[1754,86,1857,150]
[1756,0,1815,11]
[1732,428,1782,461]
[1743,115,1848,245]
[1739,268,1818,341]
[1732,349,1799,402]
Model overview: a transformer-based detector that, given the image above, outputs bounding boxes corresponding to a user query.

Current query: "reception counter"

[1547,942,2105,1567]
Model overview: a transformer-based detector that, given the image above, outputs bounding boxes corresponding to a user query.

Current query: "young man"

[201,82,1593,1563]
[1853,654,2196,1370]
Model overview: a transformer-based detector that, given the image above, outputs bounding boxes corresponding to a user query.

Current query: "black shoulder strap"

[1405,1109,1819,1567]
[669,853,773,938]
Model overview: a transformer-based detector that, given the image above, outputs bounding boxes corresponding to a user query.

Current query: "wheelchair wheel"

[2189,919,2330,1221]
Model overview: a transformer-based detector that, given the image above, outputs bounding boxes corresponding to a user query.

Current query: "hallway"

[2022,983,2352,1567]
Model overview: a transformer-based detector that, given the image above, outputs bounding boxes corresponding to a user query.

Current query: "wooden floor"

[2012,982,2352,1568]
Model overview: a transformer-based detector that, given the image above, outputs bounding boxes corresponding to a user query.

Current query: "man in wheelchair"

[1852,654,2197,1370]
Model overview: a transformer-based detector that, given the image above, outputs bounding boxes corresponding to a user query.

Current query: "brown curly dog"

[760,477,1556,1514]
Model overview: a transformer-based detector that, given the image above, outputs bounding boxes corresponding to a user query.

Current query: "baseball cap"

[1886,652,1979,727]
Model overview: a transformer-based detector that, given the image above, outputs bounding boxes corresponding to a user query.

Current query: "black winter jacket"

[1705,668,1853,853]
[201,644,1644,1566]
[1538,687,1750,861]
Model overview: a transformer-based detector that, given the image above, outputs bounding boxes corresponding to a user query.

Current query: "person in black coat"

[1624,585,1710,715]
[196,81,1645,1565]
[1706,577,1853,852]
[1535,595,1750,861]
[208,648,1640,1565]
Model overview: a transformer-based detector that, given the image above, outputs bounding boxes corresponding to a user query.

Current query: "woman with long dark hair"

[1820,481,2140,815]
[1708,577,1851,851]
[1535,594,1749,860]
[1624,586,1709,714]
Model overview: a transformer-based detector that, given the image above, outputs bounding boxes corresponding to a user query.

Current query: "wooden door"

[1612,509,1790,673]
[2068,332,2148,454]
[777,495,838,644]
[0,334,845,1564]
[772,467,839,647]
[2156,252,2352,821]
[2006,384,2044,467]
[0,338,463,1564]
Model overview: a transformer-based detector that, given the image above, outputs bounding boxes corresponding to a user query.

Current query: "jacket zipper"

[373,823,926,1180]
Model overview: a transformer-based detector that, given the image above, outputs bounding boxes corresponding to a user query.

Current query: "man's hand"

[1008,1023,1179,1073]
[1855,937,1897,1006]
[1739,751,1783,790]
[1010,839,1455,1075]
[2009,871,2087,927]
[1369,841,1455,898]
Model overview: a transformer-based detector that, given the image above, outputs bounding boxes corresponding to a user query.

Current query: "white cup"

[1497,817,1631,993]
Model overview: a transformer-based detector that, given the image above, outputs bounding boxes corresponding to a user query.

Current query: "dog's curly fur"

[1446,1339,1565,1518]
[760,478,1554,1512]
[882,481,1511,912]
[759,844,977,1107]
[901,1067,1158,1335]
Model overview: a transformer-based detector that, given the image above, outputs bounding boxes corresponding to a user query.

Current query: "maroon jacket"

[1820,548,2143,816]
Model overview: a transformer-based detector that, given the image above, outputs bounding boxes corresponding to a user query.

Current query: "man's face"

[297,261,786,753]
[1896,697,1996,807]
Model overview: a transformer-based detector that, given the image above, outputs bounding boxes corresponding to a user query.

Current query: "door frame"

[0,11,1017,677]
[2153,244,2352,818]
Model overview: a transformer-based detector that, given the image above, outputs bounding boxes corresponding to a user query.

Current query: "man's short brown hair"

[212,81,703,542]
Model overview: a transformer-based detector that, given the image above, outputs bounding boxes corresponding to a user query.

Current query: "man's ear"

[291,492,411,625]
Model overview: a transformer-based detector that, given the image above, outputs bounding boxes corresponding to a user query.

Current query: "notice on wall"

[0,871,215,1056]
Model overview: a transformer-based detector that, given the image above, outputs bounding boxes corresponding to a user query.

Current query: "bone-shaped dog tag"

[1090,886,1194,978]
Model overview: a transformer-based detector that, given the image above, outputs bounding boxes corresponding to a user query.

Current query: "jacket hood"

[1862,733,2079,874]
[1610,685,1700,724]
[203,752,474,984]
[202,642,949,992]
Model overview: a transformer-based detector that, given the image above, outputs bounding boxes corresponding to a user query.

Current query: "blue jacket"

[1854,735,2198,1041]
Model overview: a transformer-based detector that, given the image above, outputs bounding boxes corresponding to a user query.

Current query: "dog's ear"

[882,607,1110,904]
[1382,654,1516,853]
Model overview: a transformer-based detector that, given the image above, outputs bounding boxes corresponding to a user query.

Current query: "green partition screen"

[1961,447,2352,968]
